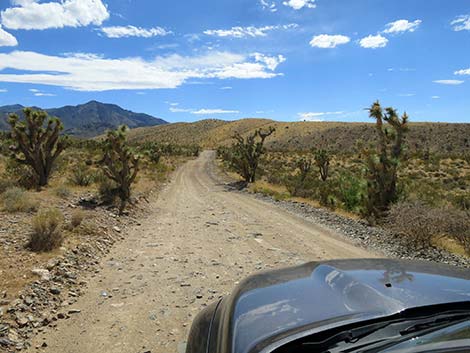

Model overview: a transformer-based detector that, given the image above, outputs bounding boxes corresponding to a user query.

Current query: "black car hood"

[214,259,470,353]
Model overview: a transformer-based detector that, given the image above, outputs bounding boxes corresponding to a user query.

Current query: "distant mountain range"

[0,100,167,137]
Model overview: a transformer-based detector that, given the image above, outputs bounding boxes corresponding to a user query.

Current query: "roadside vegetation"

[0,108,199,301]
[218,101,470,255]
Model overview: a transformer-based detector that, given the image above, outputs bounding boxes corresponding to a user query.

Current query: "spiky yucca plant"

[364,101,409,220]
[8,108,67,188]
[101,126,139,214]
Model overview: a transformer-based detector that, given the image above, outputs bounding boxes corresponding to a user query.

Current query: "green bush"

[337,173,365,212]
[1,187,38,213]
[29,208,64,252]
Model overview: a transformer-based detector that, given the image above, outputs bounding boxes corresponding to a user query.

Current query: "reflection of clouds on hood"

[235,299,303,350]
[321,265,404,313]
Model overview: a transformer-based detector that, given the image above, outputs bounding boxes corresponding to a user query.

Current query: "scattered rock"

[50,287,61,295]
[31,268,51,281]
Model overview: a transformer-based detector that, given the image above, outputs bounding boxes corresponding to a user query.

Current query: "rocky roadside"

[246,191,470,268]
[0,196,149,352]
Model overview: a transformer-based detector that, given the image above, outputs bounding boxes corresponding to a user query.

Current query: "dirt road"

[29,151,377,353]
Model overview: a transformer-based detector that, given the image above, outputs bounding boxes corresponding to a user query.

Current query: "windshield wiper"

[298,310,470,353]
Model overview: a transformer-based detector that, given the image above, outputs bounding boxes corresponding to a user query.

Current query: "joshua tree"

[101,126,139,214]
[313,149,330,182]
[226,127,275,183]
[8,108,67,188]
[290,157,313,196]
[364,101,409,219]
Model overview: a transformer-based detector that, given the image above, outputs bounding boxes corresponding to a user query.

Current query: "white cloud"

[0,26,18,46]
[192,109,239,115]
[398,93,415,97]
[433,80,464,85]
[0,50,285,91]
[359,34,388,48]
[431,96,440,99]
[29,87,55,96]
[34,92,56,96]
[221,86,232,90]
[0,89,7,93]
[283,0,316,10]
[169,107,192,113]
[455,68,470,75]
[252,53,285,70]
[204,24,297,38]
[100,25,171,38]
[1,0,109,30]
[451,15,470,31]
[298,111,344,121]
[309,34,350,48]
[260,0,277,12]
[384,19,422,34]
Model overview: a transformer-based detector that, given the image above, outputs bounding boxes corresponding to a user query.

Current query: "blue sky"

[0,0,469,123]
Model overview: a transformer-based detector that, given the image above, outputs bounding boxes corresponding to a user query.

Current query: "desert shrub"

[386,201,470,252]
[54,185,71,199]
[318,180,336,208]
[451,191,470,211]
[70,210,85,228]
[289,157,313,197]
[96,173,119,205]
[337,173,365,212]
[252,185,289,201]
[69,163,94,186]
[1,187,38,213]
[4,159,38,190]
[0,178,16,194]
[29,208,64,252]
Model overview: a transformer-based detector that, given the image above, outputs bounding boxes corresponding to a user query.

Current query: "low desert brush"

[29,208,64,252]
[1,187,38,213]
[70,210,85,228]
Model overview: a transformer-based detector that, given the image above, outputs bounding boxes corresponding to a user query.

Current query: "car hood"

[213,259,470,353]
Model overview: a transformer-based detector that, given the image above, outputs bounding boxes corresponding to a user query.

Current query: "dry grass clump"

[1,187,38,213]
[29,208,64,252]
[386,201,470,253]
[70,210,85,228]
[54,185,72,199]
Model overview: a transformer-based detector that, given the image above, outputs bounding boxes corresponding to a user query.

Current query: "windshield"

[272,310,470,353]
[381,320,470,353]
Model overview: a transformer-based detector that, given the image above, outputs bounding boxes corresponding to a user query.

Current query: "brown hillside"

[127,118,470,155]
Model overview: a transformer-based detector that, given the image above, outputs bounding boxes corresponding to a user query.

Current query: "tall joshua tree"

[364,101,409,219]
[101,126,139,214]
[8,108,67,188]
[226,127,275,183]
